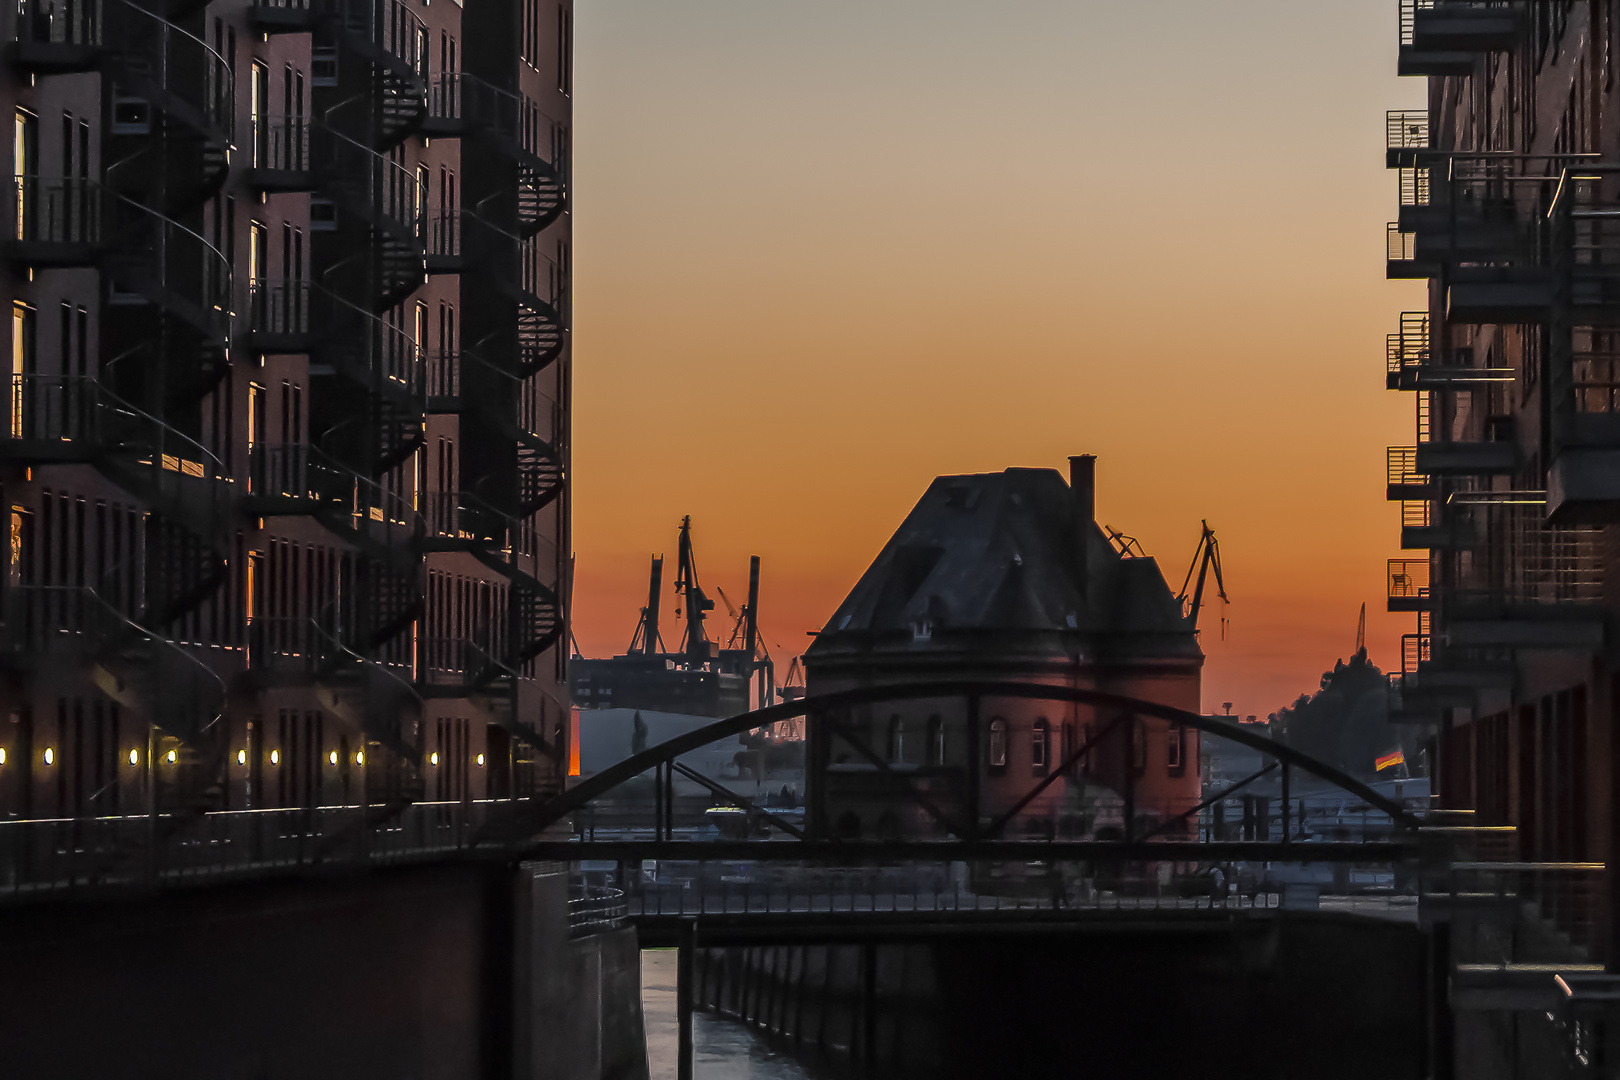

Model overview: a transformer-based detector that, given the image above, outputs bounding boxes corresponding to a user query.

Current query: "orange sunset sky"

[568,0,1423,717]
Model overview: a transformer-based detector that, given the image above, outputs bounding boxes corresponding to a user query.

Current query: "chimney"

[1069,454,1095,590]
[1069,454,1095,528]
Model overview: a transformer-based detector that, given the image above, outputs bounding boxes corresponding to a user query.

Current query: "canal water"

[643,950,822,1080]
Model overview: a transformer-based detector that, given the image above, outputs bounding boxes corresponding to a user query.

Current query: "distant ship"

[569,517,800,719]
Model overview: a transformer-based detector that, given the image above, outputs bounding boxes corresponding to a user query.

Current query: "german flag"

[1375,749,1405,772]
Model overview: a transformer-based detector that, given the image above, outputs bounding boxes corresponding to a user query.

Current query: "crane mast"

[673,516,716,662]
[1177,520,1229,633]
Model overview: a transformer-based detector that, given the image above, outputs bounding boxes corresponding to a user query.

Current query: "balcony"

[1386,223,1437,279]
[4,375,100,463]
[244,115,313,192]
[1548,322,1620,523]
[6,176,102,267]
[1386,446,1434,501]
[1388,558,1432,613]
[1398,0,1520,77]
[1387,328,1513,391]
[1442,497,1606,647]
[246,0,321,33]
[10,0,101,72]
[1386,110,1430,170]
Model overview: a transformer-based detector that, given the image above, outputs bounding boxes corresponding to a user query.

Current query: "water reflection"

[643,950,821,1080]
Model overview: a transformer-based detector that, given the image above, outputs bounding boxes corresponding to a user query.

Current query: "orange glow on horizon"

[570,0,1421,719]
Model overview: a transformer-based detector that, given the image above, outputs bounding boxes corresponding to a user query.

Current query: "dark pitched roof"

[808,466,1200,663]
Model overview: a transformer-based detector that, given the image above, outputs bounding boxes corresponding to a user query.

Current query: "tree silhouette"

[1268,648,1430,778]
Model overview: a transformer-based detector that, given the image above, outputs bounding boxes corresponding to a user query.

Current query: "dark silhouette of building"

[804,455,1206,840]
[1386,0,1620,1066]
[1,0,572,820]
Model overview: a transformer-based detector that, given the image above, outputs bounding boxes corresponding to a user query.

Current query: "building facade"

[0,0,572,822]
[1387,0,1620,1066]
[803,456,1204,842]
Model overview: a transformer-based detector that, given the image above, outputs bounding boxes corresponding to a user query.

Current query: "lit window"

[988,718,1007,769]
[0,747,7,765]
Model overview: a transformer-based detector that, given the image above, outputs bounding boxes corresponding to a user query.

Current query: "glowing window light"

[42,748,54,765]
[476,754,485,766]
[270,750,280,765]
[166,750,177,764]
[128,749,138,765]
[430,752,439,766]
[355,751,364,765]
[328,751,338,765]
[237,750,247,765]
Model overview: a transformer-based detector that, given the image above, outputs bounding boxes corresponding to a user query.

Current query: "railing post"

[1123,713,1136,845]
[678,917,697,1080]
[1281,762,1291,843]
[965,692,981,839]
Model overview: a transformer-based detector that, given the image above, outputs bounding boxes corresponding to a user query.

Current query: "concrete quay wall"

[0,861,647,1080]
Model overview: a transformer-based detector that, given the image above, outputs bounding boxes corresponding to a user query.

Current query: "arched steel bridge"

[502,680,1425,866]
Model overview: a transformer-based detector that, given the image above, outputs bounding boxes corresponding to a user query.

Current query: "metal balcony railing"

[249,114,310,173]
[1388,222,1418,262]
[1398,0,1428,47]
[1402,501,1433,528]
[8,374,97,444]
[1446,498,1603,605]
[1401,633,1431,674]
[11,0,102,49]
[1387,446,1428,487]
[1570,333,1620,413]
[1389,559,1431,602]
[9,176,101,248]
[1399,167,1431,208]
[1387,109,1429,151]
[247,278,310,337]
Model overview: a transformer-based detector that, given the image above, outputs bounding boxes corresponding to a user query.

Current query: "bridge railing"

[568,882,629,937]
[0,799,520,900]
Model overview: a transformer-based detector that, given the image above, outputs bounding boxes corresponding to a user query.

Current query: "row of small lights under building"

[0,749,485,767]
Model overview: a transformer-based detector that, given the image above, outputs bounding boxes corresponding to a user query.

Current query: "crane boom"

[1177,521,1228,631]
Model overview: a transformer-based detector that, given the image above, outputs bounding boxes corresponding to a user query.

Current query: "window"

[988,717,1007,770]
[1167,723,1184,774]
[251,61,269,166]
[927,715,944,765]
[888,715,904,764]
[1080,723,1092,773]
[1132,719,1147,777]
[14,109,36,240]
[11,302,34,437]
[1031,719,1049,774]
[248,218,265,283]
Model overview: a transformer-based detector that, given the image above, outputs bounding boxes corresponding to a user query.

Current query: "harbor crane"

[1177,521,1228,635]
